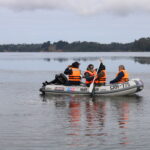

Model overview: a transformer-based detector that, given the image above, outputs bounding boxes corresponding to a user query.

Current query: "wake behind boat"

[40,78,144,96]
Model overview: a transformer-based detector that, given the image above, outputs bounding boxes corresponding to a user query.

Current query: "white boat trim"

[40,78,144,96]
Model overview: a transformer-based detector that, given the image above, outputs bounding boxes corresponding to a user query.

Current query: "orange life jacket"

[95,70,106,84]
[68,67,81,82]
[85,70,97,84]
[116,70,129,83]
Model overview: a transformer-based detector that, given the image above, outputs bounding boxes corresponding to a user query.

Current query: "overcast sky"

[0,0,150,44]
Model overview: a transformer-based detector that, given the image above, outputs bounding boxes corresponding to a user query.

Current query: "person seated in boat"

[64,61,81,86]
[84,64,96,87]
[110,65,129,84]
[84,61,106,87]
[42,73,68,86]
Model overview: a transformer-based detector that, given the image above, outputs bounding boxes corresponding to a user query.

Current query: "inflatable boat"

[39,78,144,96]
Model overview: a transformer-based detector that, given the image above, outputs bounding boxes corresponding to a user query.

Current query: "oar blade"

[89,82,94,93]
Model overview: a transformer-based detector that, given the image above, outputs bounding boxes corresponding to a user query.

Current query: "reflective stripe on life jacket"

[85,70,97,84]
[68,67,81,82]
[95,70,106,84]
[116,70,129,83]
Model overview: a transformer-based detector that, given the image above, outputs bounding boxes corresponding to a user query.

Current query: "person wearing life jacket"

[64,61,81,85]
[84,64,97,87]
[84,62,106,87]
[95,63,106,86]
[110,65,129,84]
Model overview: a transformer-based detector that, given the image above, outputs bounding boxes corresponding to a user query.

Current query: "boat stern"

[39,86,46,95]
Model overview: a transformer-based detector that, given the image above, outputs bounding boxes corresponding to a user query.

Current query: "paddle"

[88,59,102,95]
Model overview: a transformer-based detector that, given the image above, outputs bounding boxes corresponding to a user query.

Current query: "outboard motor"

[133,79,144,92]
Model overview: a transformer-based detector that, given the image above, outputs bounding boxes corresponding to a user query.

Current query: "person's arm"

[84,72,94,81]
[64,67,72,75]
[97,62,105,74]
[110,72,124,84]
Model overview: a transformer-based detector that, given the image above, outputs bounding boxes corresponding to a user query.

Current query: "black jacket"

[64,67,72,75]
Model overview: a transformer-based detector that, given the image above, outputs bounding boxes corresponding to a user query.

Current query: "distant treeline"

[0,37,150,52]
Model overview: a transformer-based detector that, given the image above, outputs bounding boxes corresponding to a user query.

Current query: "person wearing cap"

[110,65,129,84]
[64,61,81,85]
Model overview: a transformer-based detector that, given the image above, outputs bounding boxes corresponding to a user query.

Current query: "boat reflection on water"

[40,94,143,146]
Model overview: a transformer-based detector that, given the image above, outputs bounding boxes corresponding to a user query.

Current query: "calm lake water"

[0,52,150,150]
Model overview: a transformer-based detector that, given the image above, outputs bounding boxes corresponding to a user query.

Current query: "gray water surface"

[0,52,149,150]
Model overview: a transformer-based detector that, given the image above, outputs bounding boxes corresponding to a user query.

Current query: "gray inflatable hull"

[40,78,144,96]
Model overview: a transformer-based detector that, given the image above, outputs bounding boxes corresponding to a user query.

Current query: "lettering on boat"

[122,82,131,88]
[55,87,65,91]
[80,87,88,92]
[67,87,76,92]
[100,89,107,91]
[95,88,99,92]
[110,82,131,90]
[47,87,52,90]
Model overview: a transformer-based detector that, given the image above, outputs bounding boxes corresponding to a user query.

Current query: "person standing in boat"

[64,61,81,85]
[110,65,129,84]
[95,62,106,86]
[84,60,106,87]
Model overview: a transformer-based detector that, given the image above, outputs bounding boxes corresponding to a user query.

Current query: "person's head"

[87,64,94,71]
[119,65,125,71]
[72,61,80,68]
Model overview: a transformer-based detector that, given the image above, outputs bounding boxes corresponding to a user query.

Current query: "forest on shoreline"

[0,37,150,52]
